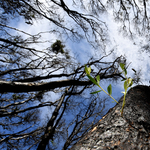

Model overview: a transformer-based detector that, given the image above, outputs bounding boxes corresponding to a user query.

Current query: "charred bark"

[0,80,91,93]
[0,73,122,93]
[71,85,150,150]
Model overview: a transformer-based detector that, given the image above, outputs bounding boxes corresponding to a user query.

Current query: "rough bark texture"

[71,85,150,150]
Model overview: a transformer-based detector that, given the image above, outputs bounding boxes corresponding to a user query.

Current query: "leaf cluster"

[85,65,117,103]
[51,40,65,54]
[120,63,133,116]
[85,63,134,116]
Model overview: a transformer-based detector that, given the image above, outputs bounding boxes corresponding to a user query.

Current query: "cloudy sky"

[13,0,150,112]
[4,1,150,149]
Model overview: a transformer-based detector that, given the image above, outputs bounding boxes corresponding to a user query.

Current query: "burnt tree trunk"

[71,85,150,150]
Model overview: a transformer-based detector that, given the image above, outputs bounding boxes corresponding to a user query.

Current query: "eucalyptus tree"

[0,37,124,149]
[0,0,148,150]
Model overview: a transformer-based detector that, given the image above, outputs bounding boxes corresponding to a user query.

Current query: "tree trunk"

[71,85,150,150]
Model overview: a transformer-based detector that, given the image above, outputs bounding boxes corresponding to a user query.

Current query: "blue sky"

[5,0,150,116]
[5,1,150,149]
[12,0,150,111]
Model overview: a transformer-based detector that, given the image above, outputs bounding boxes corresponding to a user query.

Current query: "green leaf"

[85,65,91,75]
[124,68,127,75]
[90,90,102,94]
[120,63,127,75]
[88,67,91,74]
[96,75,100,84]
[130,80,133,87]
[120,63,125,70]
[87,75,99,86]
[107,84,112,95]
[128,78,133,87]
[124,80,128,92]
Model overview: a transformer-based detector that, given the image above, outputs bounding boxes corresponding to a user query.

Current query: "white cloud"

[100,11,150,86]
[10,0,150,122]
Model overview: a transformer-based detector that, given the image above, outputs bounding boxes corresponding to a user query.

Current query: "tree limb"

[0,80,91,93]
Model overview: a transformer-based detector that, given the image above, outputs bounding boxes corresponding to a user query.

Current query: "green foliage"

[107,84,112,95]
[85,65,99,86]
[51,40,65,54]
[51,40,71,59]
[85,65,118,104]
[85,65,91,75]
[85,63,134,116]
[87,75,99,86]
[96,75,100,84]
[90,90,102,94]
[120,63,127,77]
[120,63,133,116]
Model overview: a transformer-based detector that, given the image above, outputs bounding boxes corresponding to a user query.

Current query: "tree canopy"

[0,0,149,150]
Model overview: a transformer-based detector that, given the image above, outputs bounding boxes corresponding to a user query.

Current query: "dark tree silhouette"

[0,0,149,150]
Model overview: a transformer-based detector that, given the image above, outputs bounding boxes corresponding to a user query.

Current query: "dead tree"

[71,85,150,150]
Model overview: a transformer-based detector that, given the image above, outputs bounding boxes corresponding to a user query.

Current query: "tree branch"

[0,80,91,93]
[0,72,122,93]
